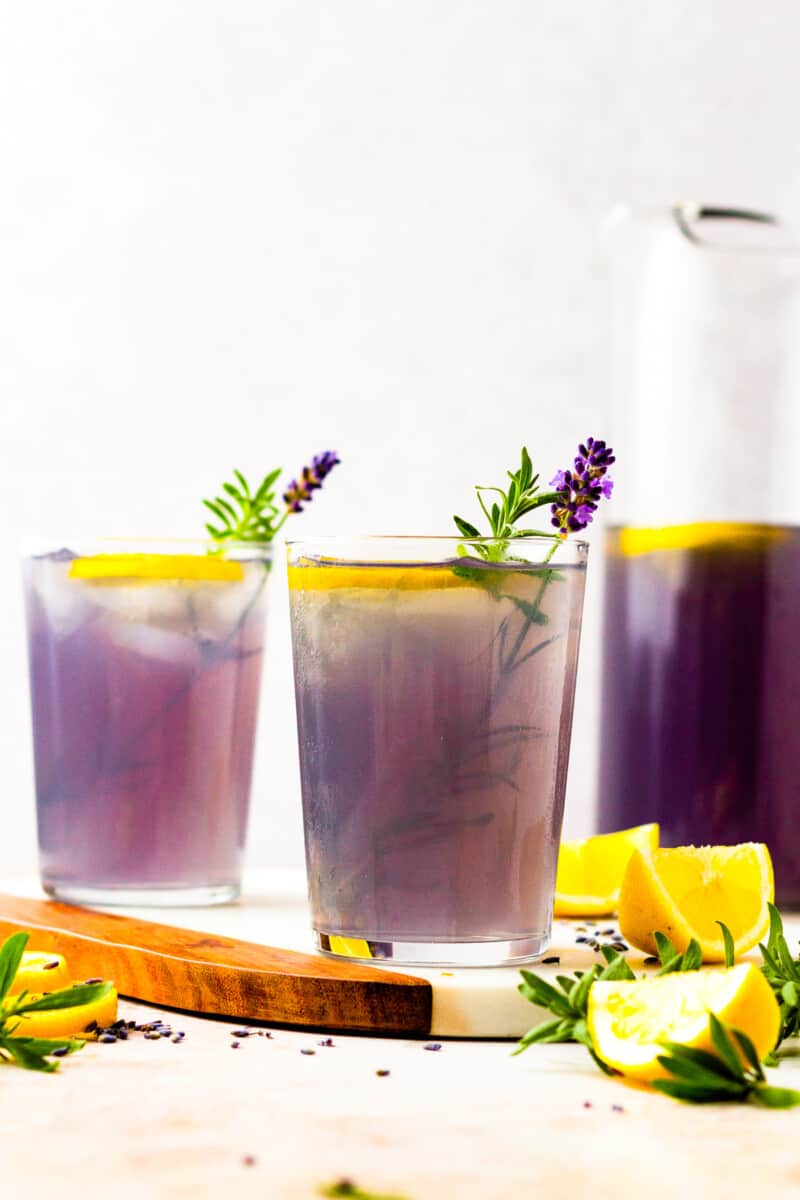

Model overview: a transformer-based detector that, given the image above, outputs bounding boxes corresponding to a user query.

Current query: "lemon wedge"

[69,553,243,585]
[7,951,71,995]
[618,843,774,962]
[554,824,659,917]
[9,986,119,1039]
[587,962,779,1080]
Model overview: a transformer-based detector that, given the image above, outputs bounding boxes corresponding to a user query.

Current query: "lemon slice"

[587,962,779,1080]
[327,935,373,958]
[615,522,785,557]
[618,843,773,962]
[9,986,119,1039]
[7,951,71,995]
[287,564,476,592]
[554,824,659,917]
[69,554,243,585]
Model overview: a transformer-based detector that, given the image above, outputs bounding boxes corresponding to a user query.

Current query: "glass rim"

[286,533,589,549]
[20,535,274,555]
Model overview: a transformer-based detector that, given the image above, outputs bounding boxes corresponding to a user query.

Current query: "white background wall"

[1,2,799,873]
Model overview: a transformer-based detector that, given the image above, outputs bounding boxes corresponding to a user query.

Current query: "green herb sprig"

[514,945,635,1073]
[0,932,112,1072]
[454,447,560,563]
[203,452,340,547]
[652,931,704,974]
[654,1014,800,1108]
[203,468,283,545]
[759,903,800,1057]
[319,1181,410,1200]
[515,920,800,1107]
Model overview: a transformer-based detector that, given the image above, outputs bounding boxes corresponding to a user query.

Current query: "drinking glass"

[24,538,270,905]
[287,536,588,966]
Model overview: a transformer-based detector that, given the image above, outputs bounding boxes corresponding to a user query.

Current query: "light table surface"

[2,870,800,1200]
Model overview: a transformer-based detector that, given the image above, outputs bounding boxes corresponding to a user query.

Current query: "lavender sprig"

[203,451,340,545]
[283,451,340,514]
[455,439,615,563]
[549,437,615,535]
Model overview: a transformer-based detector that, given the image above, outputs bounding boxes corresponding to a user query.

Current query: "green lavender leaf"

[749,1085,800,1108]
[717,921,736,968]
[10,981,112,1014]
[319,1181,410,1200]
[0,933,28,1002]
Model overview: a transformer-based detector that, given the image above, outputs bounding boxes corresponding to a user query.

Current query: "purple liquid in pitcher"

[597,524,800,906]
[289,557,586,947]
[24,551,267,900]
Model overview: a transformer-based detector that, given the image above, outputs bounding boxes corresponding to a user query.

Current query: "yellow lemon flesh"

[618,843,773,962]
[288,563,481,592]
[7,951,71,995]
[69,553,243,585]
[615,522,786,557]
[588,962,779,1081]
[554,824,659,917]
[9,987,119,1039]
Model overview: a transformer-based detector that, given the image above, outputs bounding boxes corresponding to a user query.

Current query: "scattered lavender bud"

[423,1043,442,1052]
[52,1047,69,1058]
[300,1048,316,1056]
[376,1069,390,1077]
[231,1041,240,1050]
[541,956,561,965]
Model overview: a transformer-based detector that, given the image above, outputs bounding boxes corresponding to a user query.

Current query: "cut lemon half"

[554,824,659,917]
[8,951,71,996]
[587,962,779,1080]
[69,553,243,585]
[8,986,119,1039]
[618,843,773,962]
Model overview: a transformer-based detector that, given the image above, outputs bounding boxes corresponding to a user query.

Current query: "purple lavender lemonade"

[288,541,587,964]
[597,524,800,906]
[24,545,268,905]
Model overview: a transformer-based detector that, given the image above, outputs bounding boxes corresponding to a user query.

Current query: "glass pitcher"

[596,203,800,906]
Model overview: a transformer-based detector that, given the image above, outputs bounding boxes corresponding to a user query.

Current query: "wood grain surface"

[0,892,433,1035]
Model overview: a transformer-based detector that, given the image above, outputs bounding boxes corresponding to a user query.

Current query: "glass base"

[314,930,549,967]
[42,882,240,908]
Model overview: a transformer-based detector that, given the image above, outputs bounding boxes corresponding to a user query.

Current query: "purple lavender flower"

[550,437,615,535]
[283,450,340,513]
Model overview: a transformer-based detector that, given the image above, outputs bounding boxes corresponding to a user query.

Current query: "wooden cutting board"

[1,872,782,1038]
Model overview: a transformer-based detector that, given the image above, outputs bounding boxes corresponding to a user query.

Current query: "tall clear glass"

[287,536,588,966]
[24,538,270,906]
[596,204,800,905]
